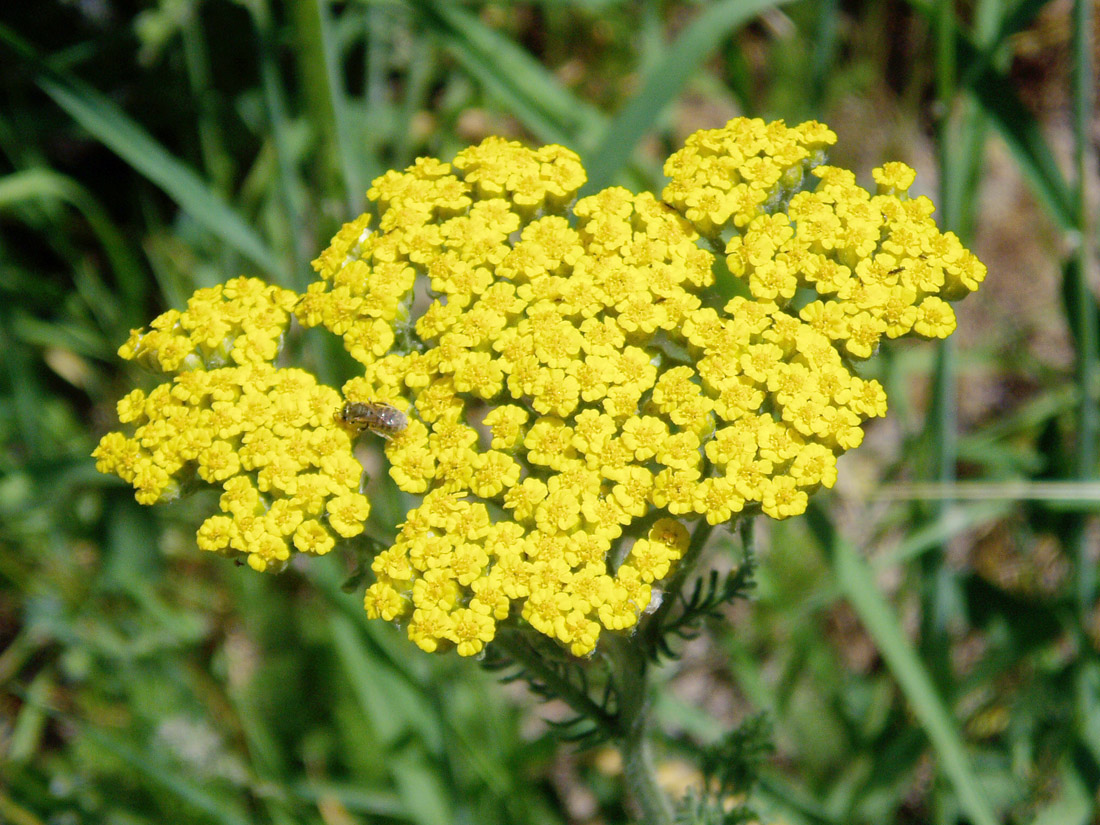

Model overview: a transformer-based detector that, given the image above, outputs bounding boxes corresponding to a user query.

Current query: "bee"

[337,401,409,439]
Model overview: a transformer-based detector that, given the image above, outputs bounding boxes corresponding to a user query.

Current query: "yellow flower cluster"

[93,278,371,572]
[294,119,985,657]
[92,119,985,657]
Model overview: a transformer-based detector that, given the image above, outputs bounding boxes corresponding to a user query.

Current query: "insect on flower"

[338,401,409,439]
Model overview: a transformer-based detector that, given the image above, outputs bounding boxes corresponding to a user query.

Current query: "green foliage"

[675,714,774,825]
[648,547,756,662]
[699,713,774,801]
[483,630,618,747]
[1,1,1097,824]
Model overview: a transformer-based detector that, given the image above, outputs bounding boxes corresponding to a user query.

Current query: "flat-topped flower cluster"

[93,279,371,572]
[94,118,985,657]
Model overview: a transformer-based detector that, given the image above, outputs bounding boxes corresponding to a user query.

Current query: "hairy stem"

[607,635,673,825]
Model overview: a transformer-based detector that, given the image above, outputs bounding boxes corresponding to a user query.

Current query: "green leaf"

[411,0,605,147]
[902,1,1075,228]
[81,725,254,825]
[583,0,794,192]
[0,23,282,276]
[806,505,1000,825]
[38,75,283,276]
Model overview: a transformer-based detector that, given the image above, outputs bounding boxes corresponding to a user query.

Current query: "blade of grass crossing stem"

[582,0,794,193]
[806,506,998,825]
[29,74,281,276]
[413,0,605,147]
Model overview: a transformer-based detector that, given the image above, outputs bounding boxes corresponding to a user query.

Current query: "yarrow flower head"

[93,278,370,572]
[95,118,985,658]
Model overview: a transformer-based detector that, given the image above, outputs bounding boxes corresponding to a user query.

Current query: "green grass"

[1,2,1096,823]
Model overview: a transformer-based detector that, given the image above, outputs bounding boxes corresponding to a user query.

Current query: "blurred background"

[0,1,1097,823]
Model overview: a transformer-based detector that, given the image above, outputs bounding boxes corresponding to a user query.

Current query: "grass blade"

[1069,0,1099,609]
[583,0,793,192]
[966,63,1075,230]
[288,780,405,817]
[1031,760,1092,825]
[0,168,145,314]
[806,505,999,825]
[329,613,454,825]
[39,76,282,276]
[901,1,1075,228]
[0,24,281,275]
[81,725,254,825]
[293,0,364,214]
[247,0,311,289]
[412,0,605,147]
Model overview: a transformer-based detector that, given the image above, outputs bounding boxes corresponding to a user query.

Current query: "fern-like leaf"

[481,630,619,745]
[652,548,756,661]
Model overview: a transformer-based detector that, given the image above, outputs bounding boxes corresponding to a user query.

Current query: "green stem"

[497,513,735,823]
[1071,0,1098,618]
[247,0,310,291]
[641,517,716,652]
[607,635,673,825]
